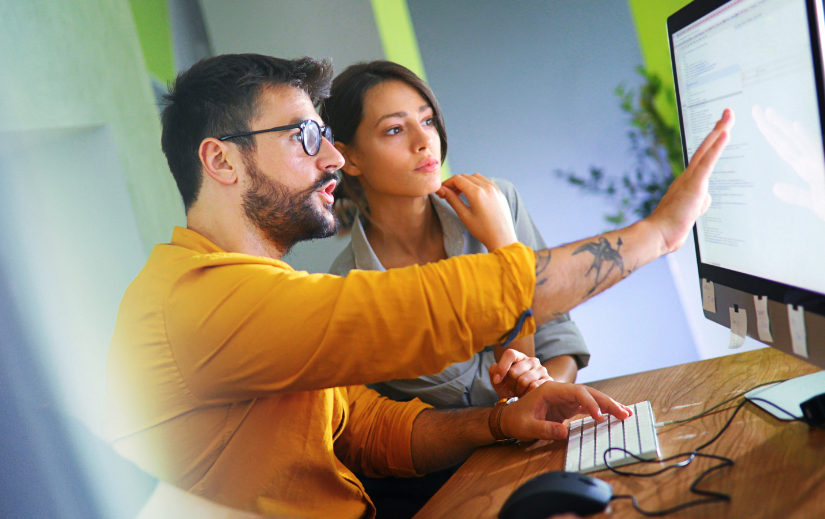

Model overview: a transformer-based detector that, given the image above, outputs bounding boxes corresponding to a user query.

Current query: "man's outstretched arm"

[531,109,733,323]
[439,109,733,328]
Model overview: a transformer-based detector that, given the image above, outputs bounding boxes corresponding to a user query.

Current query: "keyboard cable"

[605,378,800,517]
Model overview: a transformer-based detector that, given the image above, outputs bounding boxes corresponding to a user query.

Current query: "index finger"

[581,386,632,422]
[490,348,524,385]
[440,174,479,194]
[440,175,462,192]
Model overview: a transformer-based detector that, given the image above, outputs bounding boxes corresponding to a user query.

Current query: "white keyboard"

[565,401,662,474]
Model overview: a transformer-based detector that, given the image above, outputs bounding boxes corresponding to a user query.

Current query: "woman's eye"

[385,126,402,135]
[290,131,303,142]
[423,117,434,126]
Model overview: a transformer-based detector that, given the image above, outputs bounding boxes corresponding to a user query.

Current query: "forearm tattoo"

[572,237,625,295]
[535,250,551,286]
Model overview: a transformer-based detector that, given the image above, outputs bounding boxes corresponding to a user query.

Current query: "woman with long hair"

[321,61,590,410]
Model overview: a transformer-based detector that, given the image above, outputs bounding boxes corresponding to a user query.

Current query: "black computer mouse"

[498,471,612,519]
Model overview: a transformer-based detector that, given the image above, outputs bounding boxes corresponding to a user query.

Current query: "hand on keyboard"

[489,348,553,398]
[565,401,662,473]
[499,382,633,442]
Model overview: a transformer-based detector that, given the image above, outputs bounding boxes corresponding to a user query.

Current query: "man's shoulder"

[328,240,357,276]
[124,243,296,308]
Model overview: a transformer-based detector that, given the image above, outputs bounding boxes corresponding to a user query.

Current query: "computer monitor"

[668,0,825,371]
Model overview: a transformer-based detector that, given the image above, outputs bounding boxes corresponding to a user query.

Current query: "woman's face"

[339,80,442,199]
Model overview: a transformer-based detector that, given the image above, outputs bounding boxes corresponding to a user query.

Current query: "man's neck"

[186,200,287,261]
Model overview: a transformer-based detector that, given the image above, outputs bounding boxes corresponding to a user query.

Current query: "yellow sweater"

[103,226,536,518]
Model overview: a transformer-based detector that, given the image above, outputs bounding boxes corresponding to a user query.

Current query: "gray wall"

[407,0,698,382]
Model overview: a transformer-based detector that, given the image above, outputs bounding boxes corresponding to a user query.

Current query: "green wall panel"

[628,0,692,127]
[0,1,185,253]
[128,0,176,85]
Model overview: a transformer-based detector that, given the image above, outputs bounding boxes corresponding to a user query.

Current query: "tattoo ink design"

[573,237,624,295]
[535,250,551,286]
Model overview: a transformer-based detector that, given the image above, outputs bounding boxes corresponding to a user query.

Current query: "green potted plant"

[556,67,684,227]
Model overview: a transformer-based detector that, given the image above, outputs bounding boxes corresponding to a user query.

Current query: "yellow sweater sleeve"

[334,385,432,478]
[163,242,536,403]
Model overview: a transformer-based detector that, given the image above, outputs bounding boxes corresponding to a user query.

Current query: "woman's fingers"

[439,172,517,250]
[491,353,551,397]
[514,362,551,396]
[490,348,525,385]
[468,172,497,187]
[437,183,471,220]
[441,173,496,197]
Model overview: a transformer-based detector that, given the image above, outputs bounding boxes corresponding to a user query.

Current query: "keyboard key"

[565,418,583,472]
[636,402,660,461]
[606,415,625,464]
[593,418,611,471]
[623,405,641,456]
[578,417,597,472]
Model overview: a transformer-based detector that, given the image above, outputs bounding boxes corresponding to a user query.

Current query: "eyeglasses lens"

[301,121,320,156]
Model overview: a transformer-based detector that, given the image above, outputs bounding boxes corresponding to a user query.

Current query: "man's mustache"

[312,171,340,192]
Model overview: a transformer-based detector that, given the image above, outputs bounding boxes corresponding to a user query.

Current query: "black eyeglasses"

[219,119,334,156]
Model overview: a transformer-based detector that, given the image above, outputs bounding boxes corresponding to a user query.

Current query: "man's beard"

[242,160,339,254]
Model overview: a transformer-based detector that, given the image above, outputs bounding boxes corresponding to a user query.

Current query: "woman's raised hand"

[436,173,518,251]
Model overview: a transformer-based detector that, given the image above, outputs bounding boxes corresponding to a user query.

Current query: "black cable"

[598,401,741,515]
[598,381,806,517]
[610,451,732,517]
[610,452,732,516]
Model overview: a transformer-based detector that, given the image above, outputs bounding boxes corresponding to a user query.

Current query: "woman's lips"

[415,158,440,173]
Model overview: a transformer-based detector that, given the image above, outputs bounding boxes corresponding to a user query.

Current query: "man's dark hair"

[160,54,333,212]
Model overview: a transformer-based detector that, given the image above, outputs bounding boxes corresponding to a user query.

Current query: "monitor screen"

[672,0,825,297]
[670,0,825,370]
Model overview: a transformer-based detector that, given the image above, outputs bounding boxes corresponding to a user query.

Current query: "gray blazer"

[329,178,590,408]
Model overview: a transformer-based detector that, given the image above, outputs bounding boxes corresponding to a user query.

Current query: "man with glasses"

[103,54,732,518]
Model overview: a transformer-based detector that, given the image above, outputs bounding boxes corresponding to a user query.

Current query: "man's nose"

[317,137,345,171]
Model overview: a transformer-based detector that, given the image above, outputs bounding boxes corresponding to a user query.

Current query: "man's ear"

[334,141,362,178]
[199,138,239,186]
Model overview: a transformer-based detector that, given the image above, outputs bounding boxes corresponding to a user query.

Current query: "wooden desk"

[414,348,825,518]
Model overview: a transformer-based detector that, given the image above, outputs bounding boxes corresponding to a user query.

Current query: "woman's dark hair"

[161,54,332,212]
[320,61,448,227]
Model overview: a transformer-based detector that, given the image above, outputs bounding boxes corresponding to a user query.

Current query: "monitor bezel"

[668,0,825,318]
